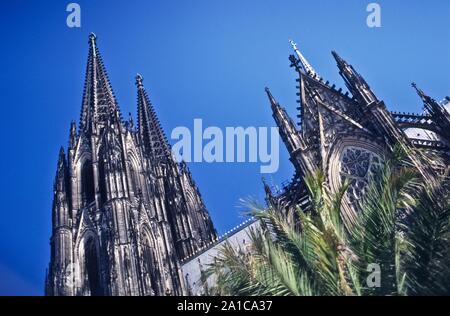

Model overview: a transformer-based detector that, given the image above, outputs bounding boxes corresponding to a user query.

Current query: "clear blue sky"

[0,0,449,295]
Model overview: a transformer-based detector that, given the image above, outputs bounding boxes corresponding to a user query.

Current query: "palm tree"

[203,147,450,296]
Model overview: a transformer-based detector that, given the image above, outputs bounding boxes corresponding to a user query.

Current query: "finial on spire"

[411,82,422,95]
[331,51,343,64]
[411,82,434,112]
[89,32,97,57]
[411,82,430,103]
[331,50,352,75]
[265,87,277,106]
[288,39,317,76]
[89,32,97,45]
[135,73,144,87]
[332,50,378,105]
[411,82,450,128]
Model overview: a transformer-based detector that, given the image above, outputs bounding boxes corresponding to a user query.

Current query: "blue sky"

[0,0,449,295]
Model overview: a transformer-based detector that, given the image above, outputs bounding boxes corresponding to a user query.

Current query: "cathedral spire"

[136,74,171,161]
[265,87,301,147]
[412,83,450,140]
[265,87,316,175]
[411,82,445,116]
[79,33,122,132]
[289,39,317,77]
[331,51,378,105]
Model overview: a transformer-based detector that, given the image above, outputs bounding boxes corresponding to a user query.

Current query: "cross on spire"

[289,39,318,77]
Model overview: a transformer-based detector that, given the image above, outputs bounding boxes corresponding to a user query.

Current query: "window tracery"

[339,146,382,207]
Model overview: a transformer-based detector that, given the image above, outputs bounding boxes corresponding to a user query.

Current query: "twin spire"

[80,32,121,132]
[135,73,171,160]
[78,33,171,160]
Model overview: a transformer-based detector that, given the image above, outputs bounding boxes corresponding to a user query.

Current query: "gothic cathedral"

[264,40,449,224]
[45,34,217,296]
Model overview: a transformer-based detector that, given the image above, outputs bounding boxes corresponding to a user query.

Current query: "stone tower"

[45,33,217,296]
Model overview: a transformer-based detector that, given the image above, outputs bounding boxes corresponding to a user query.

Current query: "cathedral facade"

[45,34,216,296]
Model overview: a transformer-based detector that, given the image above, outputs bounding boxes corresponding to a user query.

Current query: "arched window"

[98,156,107,204]
[128,164,140,197]
[84,237,102,296]
[339,146,382,207]
[81,161,95,205]
[141,233,158,295]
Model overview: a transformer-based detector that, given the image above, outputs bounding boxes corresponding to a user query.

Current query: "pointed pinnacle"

[57,147,66,168]
[331,50,340,60]
[331,51,348,70]
[265,87,277,106]
[70,120,77,131]
[411,82,429,101]
[333,50,355,72]
[411,82,422,94]
[89,32,97,44]
[89,32,97,57]
[135,73,144,87]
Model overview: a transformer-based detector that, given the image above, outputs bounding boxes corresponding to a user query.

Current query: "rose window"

[339,146,382,207]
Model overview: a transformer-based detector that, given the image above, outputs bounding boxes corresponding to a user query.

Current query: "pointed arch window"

[98,156,107,204]
[81,161,95,205]
[128,163,141,198]
[141,233,158,295]
[84,237,102,296]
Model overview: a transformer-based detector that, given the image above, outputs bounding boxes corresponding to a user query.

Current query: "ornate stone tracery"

[339,146,382,206]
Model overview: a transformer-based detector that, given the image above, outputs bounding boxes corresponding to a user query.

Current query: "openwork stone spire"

[79,33,122,132]
[135,73,172,161]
